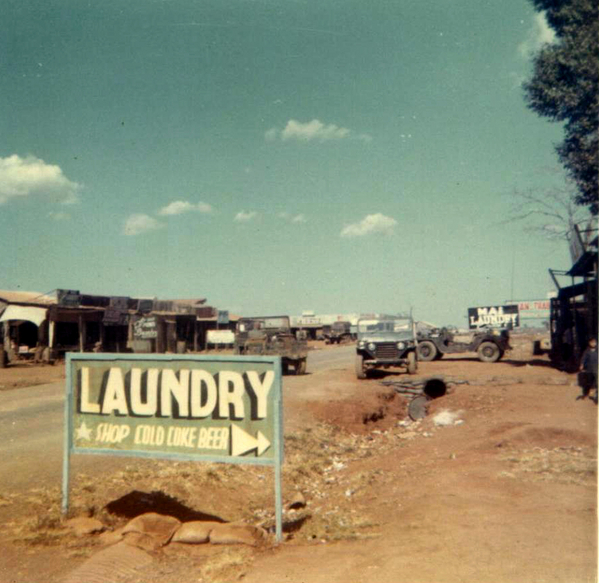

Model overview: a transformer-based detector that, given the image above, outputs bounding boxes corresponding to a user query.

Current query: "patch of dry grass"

[6,422,406,549]
[196,546,253,583]
[499,446,597,486]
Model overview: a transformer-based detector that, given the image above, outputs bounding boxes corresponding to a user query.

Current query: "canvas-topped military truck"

[355,315,418,379]
[416,326,511,363]
[323,321,353,344]
[234,315,308,375]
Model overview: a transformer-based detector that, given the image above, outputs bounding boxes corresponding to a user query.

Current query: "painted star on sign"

[75,421,93,441]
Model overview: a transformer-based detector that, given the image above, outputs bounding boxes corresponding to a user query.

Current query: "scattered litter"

[432,410,464,427]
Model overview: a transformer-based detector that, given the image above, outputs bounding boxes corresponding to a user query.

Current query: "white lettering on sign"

[79,367,274,420]
[102,368,128,415]
[218,371,245,419]
[166,426,197,448]
[197,427,229,450]
[469,307,518,328]
[80,368,100,414]
[135,424,166,446]
[161,369,190,417]
[190,370,217,417]
[74,417,269,456]
[95,423,131,443]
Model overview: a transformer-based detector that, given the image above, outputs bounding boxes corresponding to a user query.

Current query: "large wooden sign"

[467,305,519,329]
[63,353,284,539]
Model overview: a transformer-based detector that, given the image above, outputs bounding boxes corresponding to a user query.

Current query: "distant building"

[0,289,236,364]
[290,313,361,339]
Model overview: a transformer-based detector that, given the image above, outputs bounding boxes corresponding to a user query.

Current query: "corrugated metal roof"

[0,290,56,305]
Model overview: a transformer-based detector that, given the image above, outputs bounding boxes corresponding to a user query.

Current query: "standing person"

[577,338,598,402]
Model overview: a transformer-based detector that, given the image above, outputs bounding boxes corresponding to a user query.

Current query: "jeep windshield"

[357,318,413,339]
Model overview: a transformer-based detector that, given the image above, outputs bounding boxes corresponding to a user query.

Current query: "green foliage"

[523,0,598,213]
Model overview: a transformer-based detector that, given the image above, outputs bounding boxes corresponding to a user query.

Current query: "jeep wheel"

[407,351,417,374]
[355,354,367,380]
[417,341,437,362]
[478,342,501,363]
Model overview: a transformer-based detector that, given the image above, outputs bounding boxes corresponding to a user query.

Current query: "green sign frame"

[63,352,284,541]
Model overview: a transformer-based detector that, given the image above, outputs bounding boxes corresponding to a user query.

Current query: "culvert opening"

[423,378,447,399]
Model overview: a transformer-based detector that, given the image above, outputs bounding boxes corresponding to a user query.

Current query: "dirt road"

[0,346,353,492]
[0,342,596,583]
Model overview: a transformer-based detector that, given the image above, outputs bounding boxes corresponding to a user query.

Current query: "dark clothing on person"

[581,347,598,374]
[578,345,598,401]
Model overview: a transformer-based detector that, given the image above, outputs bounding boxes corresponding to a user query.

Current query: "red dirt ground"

[0,339,596,583]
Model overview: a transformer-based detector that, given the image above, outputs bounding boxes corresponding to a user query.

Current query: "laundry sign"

[467,305,519,329]
[63,353,284,539]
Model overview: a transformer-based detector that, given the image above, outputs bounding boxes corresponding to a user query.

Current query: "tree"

[506,182,590,241]
[523,0,598,214]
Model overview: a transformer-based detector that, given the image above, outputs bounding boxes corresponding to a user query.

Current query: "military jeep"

[234,315,308,375]
[416,326,511,363]
[355,315,418,379]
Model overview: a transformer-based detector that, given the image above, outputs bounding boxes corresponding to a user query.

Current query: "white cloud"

[48,211,71,221]
[234,210,258,222]
[158,200,213,216]
[266,119,371,143]
[341,213,397,238]
[124,213,164,236]
[279,211,307,223]
[518,12,556,57]
[0,154,80,205]
[265,128,279,142]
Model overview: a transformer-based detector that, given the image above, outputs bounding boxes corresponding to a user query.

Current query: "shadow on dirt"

[365,369,413,380]
[501,358,559,370]
[105,490,225,522]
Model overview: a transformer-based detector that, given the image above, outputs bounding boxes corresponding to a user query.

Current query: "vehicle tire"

[408,395,429,421]
[417,341,437,362]
[355,354,367,380]
[282,362,289,375]
[478,342,501,363]
[407,351,418,374]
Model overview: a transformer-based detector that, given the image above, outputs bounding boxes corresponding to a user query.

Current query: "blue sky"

[0,0,579,326]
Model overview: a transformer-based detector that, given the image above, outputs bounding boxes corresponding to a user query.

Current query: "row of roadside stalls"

[548,219,598,372]
[0,289,236,366]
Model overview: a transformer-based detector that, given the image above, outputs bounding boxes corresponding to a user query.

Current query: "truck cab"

[234,315,308,375]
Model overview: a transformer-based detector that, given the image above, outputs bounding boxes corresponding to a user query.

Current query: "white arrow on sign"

[231,424,271,457]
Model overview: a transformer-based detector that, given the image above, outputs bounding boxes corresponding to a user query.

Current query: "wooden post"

[49,319,55,349]
[99,320,105,351]
[2,321,10,364]
[78,314,85,352]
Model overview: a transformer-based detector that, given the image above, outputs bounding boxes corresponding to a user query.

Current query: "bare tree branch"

[501,183,591,241]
